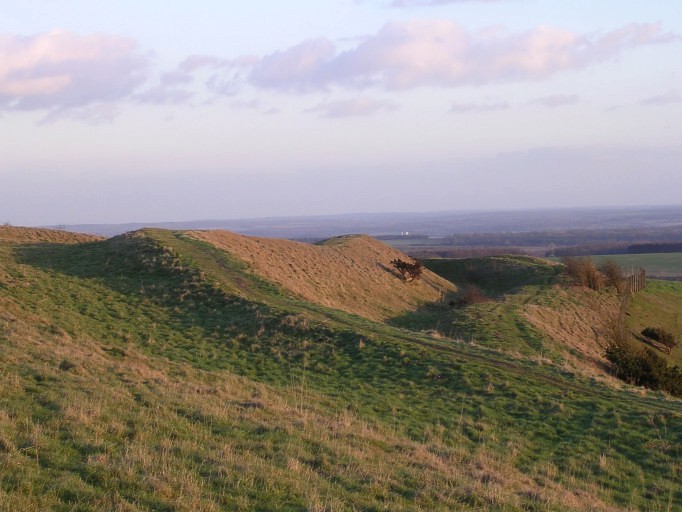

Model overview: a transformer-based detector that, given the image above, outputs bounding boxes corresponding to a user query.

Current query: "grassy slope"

[416,257,579,359]
[625,279,682,365]
[423,256,561,297]
[187,230,456,322]
[0,231,680,511]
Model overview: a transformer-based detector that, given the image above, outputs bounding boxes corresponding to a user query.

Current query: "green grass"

[626,279,682,365]
[1,232,681,511]
[391,256,564,357]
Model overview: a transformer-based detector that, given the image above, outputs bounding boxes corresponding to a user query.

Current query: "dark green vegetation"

[606,341,682,397]
[0,229,681,511]
[641,327,678,355]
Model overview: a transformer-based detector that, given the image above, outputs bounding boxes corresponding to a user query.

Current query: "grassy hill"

[0,229,680,511]
[188,230,456,322]
[0,225,102,244]
[418,256,625,374]
[625,279,682,366]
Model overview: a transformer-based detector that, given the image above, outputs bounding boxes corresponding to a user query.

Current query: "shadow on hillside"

[423,256,562,298]
[385,297,457,336]
[387,284,553,354]
[12,240,284,357]
[11,240,481,410]
[392,257,565,350]
[376,261,401,279]
[633,332,668,355]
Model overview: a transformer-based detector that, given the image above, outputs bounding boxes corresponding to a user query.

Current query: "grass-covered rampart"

[0,230,680,511]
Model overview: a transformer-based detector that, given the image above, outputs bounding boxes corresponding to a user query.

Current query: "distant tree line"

[551,244,630,257]
[552,241,682,257]
[627,242,682,254]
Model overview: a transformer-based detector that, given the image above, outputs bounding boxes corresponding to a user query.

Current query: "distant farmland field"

[588,253,682,279]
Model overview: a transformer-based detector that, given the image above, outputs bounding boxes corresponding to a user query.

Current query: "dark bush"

[605,339,682,396]
[390,258,424,282]
[641,326,678,354]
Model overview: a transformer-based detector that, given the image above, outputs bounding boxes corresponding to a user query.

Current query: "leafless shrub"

[599,259,625,294]
[562,256,603,291]
[455,284,491,307]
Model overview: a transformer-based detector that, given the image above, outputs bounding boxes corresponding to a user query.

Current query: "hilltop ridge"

[0,225,102,244]
[188,230,456,322]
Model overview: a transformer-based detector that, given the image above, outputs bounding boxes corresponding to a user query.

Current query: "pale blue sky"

[1,1,681,225]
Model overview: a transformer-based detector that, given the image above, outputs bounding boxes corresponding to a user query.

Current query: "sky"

[1,0,681,226]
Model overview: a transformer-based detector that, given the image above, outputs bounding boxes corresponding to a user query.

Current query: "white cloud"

[3,22,678,123]
[250,38,337,92]
[240,21,678,92]
[0,31,149,112]
[176,54,259,98]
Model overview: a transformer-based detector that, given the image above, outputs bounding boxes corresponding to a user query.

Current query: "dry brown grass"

[188,231,456,321]
[0,225,102,244]
[522,287,620,375]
